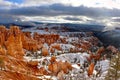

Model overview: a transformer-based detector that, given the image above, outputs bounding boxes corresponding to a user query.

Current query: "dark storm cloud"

[0,14,36,27]
[0,4,120,17]
[112,18,120,22]
[0,15,20,23]
[64,17,83,21]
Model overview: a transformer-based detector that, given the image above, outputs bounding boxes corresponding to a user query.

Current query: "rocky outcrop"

[58,61,69,74]
[96,47,105,54]
[39,67,49,75]
[51,44,61,51]
[0,71,40,80]
[0,55,42,79]
[50,56,56,63]
[0,32,5,46]
[5,26,24,57]
[41,47,49,56]
[21,33,41,51]
[50,47,55,54]
[48,61,60,75]
[59,37,67,44]
[107,45,118,53]
[0,26,7,46]
[23,32,32,39]
[88,63,94,76]
[48,56,72,75]
[0,45,6,55]
[27,61,38,67]
[57,70,64,80]
[0,26,42,53]
[54,61,72,74]
[33,32,59,45]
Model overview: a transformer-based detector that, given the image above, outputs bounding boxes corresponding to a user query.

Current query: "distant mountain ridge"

[95,30,120,48]
[0,21,105,32]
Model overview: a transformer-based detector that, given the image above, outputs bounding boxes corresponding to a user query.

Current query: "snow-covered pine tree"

[105,52,120,80]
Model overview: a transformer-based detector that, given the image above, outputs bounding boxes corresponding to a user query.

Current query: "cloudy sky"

[0,0,120,29]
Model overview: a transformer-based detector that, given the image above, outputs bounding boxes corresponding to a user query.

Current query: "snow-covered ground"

[57,52,89,64]
[24,52,110,80]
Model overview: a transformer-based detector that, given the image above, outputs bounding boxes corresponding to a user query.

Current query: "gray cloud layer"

[112,18,120,22]
[1,4,120,17]
[64,17,83,21]
[0,3,120,27]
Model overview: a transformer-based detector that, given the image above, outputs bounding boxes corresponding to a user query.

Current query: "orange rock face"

[48,61,60,75]
[0,26,7,46]
[0,33,5,46]
[5,28,24,57]
[21,33,40,51]
[65,61,72,70]
[0,71,40,80]
[50,47,55,54]
[9,26,21,36]
[0,45,6,55]
[50,56,56,63]
[59,61,69,74]
[80,41,91,51]
[96,47,105,54]
[48,64,53,73]
[23,32,32,39]
[33,32,59,45]
[88,63,94,76]
[89,47,105,61]
[39,67,49,75]
[59,38,67,44]
[0,54,43,80]
[41,47,49,56]
[48,60,72,75]
[51,44,61,51]
[27,61,38,67]
[5,34,15,56]
[0,26,43,55]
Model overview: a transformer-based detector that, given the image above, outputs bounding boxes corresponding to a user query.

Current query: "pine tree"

[105,52,120,80]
